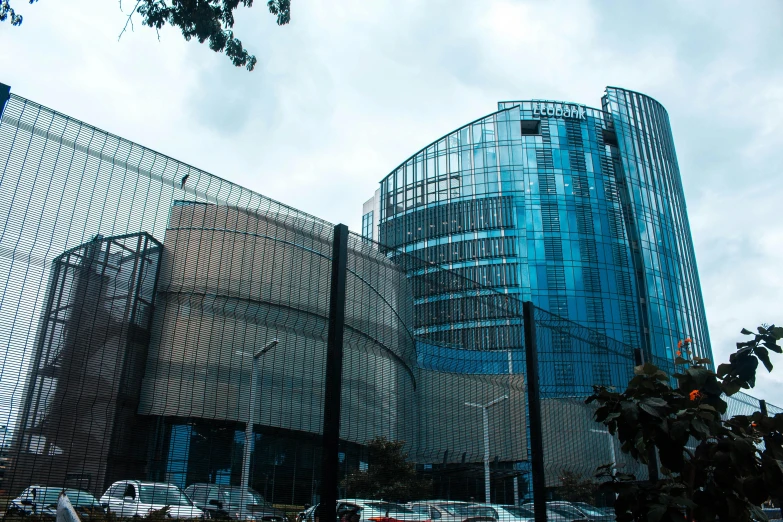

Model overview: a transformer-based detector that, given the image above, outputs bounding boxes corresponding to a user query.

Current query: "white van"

[100,480,204,519]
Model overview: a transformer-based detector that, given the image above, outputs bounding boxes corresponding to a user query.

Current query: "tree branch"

[118,0,143,41]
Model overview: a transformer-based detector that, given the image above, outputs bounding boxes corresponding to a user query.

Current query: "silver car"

[468,503,588,522]
[298,500,429,522]
[407,501,497,522]
[336,500,428,522]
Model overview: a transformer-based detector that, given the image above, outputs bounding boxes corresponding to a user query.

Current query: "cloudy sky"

[1,0,782,403]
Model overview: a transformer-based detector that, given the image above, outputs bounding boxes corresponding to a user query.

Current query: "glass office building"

[365,87,712,379]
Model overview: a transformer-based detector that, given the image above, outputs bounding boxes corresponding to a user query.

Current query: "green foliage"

[557,469,600,504]
[146,505,172,521]
[0,0,291,70]
[0,0,33,26]
[586,325,783,522]
[341,437,432,503]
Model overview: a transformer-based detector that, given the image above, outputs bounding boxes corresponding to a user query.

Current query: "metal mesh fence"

[530,305,659,492]
[1,85,780,522]
[0,88,529,517]
[0,91,337,513]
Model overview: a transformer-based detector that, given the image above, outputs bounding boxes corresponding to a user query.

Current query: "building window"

[520,120,541,135]
[362,211,373,241]
[554,362,574,387]
[592,363,610,386]
[552,331,571,353]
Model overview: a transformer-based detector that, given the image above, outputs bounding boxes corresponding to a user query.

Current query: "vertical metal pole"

[0,83,10,120]
[320,224,348,522]
[239,357,258,520]
[508,350,520,507]
[523,301,547,522]
[483,407,490,503]
[759,400,782,520]
[633,348,659,482]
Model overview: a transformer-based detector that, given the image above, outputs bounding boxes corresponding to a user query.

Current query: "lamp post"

[237,339,279,520]
[589,428,617,476]
[466,395,509,503]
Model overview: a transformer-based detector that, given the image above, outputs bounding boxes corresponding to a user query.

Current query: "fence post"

[522,301,547,522]
[633,348,659,483]
[319,224,348,522]
[759,399,782,520]
[0,83,10,120]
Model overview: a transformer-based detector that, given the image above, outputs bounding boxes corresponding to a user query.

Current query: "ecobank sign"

[533,102,586,120]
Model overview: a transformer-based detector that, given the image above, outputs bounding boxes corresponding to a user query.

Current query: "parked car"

[298,500,429,522]
[470,503,588,522]
[406,501,497,522]
[547,502,608,522]
[6,486,104,519]
[183,484,288,521]
[100,480,204,519]
[570,503,613,520]
[336,500,429,522]
[465,503,535,522]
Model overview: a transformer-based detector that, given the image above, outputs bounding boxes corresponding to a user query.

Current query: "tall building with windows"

[363,87,711,375]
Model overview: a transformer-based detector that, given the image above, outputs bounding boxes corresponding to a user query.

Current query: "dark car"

[6,486,104,519]
[183,484,288,522]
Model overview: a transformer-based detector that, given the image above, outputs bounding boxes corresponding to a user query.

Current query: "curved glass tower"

[364,86,711,371]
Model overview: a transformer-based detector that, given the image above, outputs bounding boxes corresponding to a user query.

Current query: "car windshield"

[219,488,267,506]
[462,506,497,518]
[366,503,415,515]
[501,506,535,518]
[31,489,98,506]
[453,505,497,518]
[571,504,607,517]
[548,504,584,517]
[138,485,193,506]
[437,504,467,516]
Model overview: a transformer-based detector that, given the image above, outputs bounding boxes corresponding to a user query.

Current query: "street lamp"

[589,428,617,476]
[466,395,508,503]
[236,339,279,520]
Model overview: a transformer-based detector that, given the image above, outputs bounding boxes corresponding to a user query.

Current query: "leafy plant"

[586,325,783,522]
[1,0,291,70]
[341,437,432,503]
[557,469,601,505]
[146,505,172,521]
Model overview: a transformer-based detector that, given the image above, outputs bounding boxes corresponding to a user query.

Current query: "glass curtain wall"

[377,87,712,386]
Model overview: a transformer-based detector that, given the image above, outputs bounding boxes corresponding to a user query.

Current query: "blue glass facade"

[372,87,711,378]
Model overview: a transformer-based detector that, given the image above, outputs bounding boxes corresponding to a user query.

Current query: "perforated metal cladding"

[140,203,418,446]
[415,369,526,463]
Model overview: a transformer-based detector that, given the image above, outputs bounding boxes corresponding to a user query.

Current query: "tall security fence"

[0,85,528,516]
[0,83,780,522]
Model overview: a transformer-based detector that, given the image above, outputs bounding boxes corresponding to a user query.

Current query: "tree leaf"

[741,328,753,335]
[643,397,668,408]
[647,505,666,522]
[755,346,774,373]
[639,402,662,418]
[765,342,783,354]
[691,417,710,436]
[717,363,732,377]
